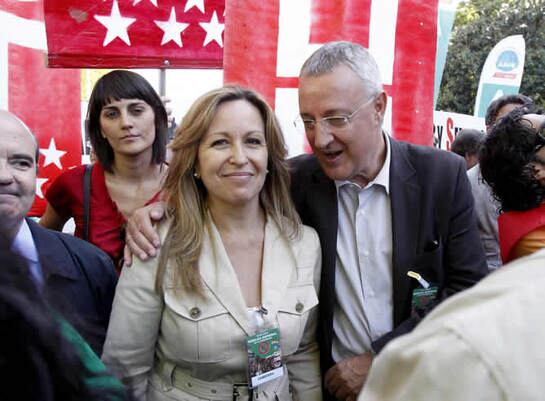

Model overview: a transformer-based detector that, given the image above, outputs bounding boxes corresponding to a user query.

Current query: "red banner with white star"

[44,0,224,68]
[224,0,438,146]
[0,0,81,217]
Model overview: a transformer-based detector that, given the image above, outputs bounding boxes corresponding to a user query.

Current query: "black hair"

[480,107,545,212]
[0,248,128,401]
[451,129,484,158]
[87,70,167,172]
[485,94,534,128]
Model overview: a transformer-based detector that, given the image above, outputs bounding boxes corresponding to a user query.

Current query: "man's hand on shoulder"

[123,202,166,266]
[325,352,374,401]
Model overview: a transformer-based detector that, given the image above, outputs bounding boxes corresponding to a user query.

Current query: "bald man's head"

[0,110,38,242]
[0,111,39,162]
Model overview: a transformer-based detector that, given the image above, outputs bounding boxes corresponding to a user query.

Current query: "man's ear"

[374,91,388,123]
[464,153,478,170]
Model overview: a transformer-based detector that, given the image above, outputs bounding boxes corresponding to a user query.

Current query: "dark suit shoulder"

[396,140,464,168]
[54,230,114,269]
[391,139,466,183]
[27,220,116,354]
[289,153,321,179]
[28,220,116,279]
[288,153,330,204]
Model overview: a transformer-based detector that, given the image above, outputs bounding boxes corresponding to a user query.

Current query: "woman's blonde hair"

[155,85,300,295]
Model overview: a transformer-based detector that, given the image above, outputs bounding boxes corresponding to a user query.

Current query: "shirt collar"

[10,219,39,263]
[335,131,391,194]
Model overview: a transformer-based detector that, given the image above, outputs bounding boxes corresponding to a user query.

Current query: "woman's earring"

[193,171,200,179]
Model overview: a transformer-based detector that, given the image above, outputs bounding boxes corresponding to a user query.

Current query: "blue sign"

[496,50,519,72]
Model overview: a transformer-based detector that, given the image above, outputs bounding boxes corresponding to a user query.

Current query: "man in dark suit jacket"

[293,41,487,401]
[0,110,117,354]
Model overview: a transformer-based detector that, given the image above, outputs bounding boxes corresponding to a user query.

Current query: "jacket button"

[295,302,304,313]
[189,307,201,319]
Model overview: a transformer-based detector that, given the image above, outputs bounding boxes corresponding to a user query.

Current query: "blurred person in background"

[358,247,545,401]
[467,94,535,271]
[0,249,127,401]
[480,107,545,263]
[450,128,484,170]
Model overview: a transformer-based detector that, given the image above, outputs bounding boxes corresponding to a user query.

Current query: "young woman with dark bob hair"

[480,106,545,262]
[40,70,168,270]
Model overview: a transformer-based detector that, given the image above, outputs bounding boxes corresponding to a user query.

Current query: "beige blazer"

[102,216,322,401]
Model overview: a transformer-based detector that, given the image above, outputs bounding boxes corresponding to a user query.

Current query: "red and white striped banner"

[1,0,81,216]
[224,0,438,151]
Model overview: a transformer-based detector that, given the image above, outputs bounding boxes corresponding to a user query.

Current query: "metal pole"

[159,68,166,97]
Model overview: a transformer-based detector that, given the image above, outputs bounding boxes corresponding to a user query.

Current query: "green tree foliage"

[437,0,545,114]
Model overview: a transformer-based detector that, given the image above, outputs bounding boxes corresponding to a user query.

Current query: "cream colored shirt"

[359,249,545,401]
[332,134,393,361]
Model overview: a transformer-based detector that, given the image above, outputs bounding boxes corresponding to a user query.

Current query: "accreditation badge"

[411,286,438,318]
[407,270,438,318]
[246,327,284,388]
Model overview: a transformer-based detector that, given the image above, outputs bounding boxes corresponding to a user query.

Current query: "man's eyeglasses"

[294,93,378,132]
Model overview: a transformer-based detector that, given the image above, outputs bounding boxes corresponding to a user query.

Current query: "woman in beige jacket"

[102,86,322,401]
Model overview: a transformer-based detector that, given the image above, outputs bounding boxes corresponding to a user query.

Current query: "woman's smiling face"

[196,99,268,210]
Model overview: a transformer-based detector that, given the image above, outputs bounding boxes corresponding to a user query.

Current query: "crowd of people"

[1,40,544,401]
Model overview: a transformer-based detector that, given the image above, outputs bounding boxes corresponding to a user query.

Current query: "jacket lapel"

[305,167,338,366]
[389,139,420,325]
[260,218,295,318]
[308,169,338,286]
[199,220,251,335]
[199,218,298,336]
[26,219,78,281]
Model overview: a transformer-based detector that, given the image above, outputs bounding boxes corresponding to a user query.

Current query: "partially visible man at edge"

[450,128,484,170]
[467,94,535,271]
[0,110,117,354]
[123,42,488,401]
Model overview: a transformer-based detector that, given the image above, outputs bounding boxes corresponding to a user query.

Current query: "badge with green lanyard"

[408,271,438,318]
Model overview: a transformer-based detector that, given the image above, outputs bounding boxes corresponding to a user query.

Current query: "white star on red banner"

[199,10,224,47]
[94,0,136,46]
[39,138,67,169]
[133,0,158,7]
[155,7,189,47]
[184,0,205,13]
[45,0,225,68]
[35,178,48,199]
